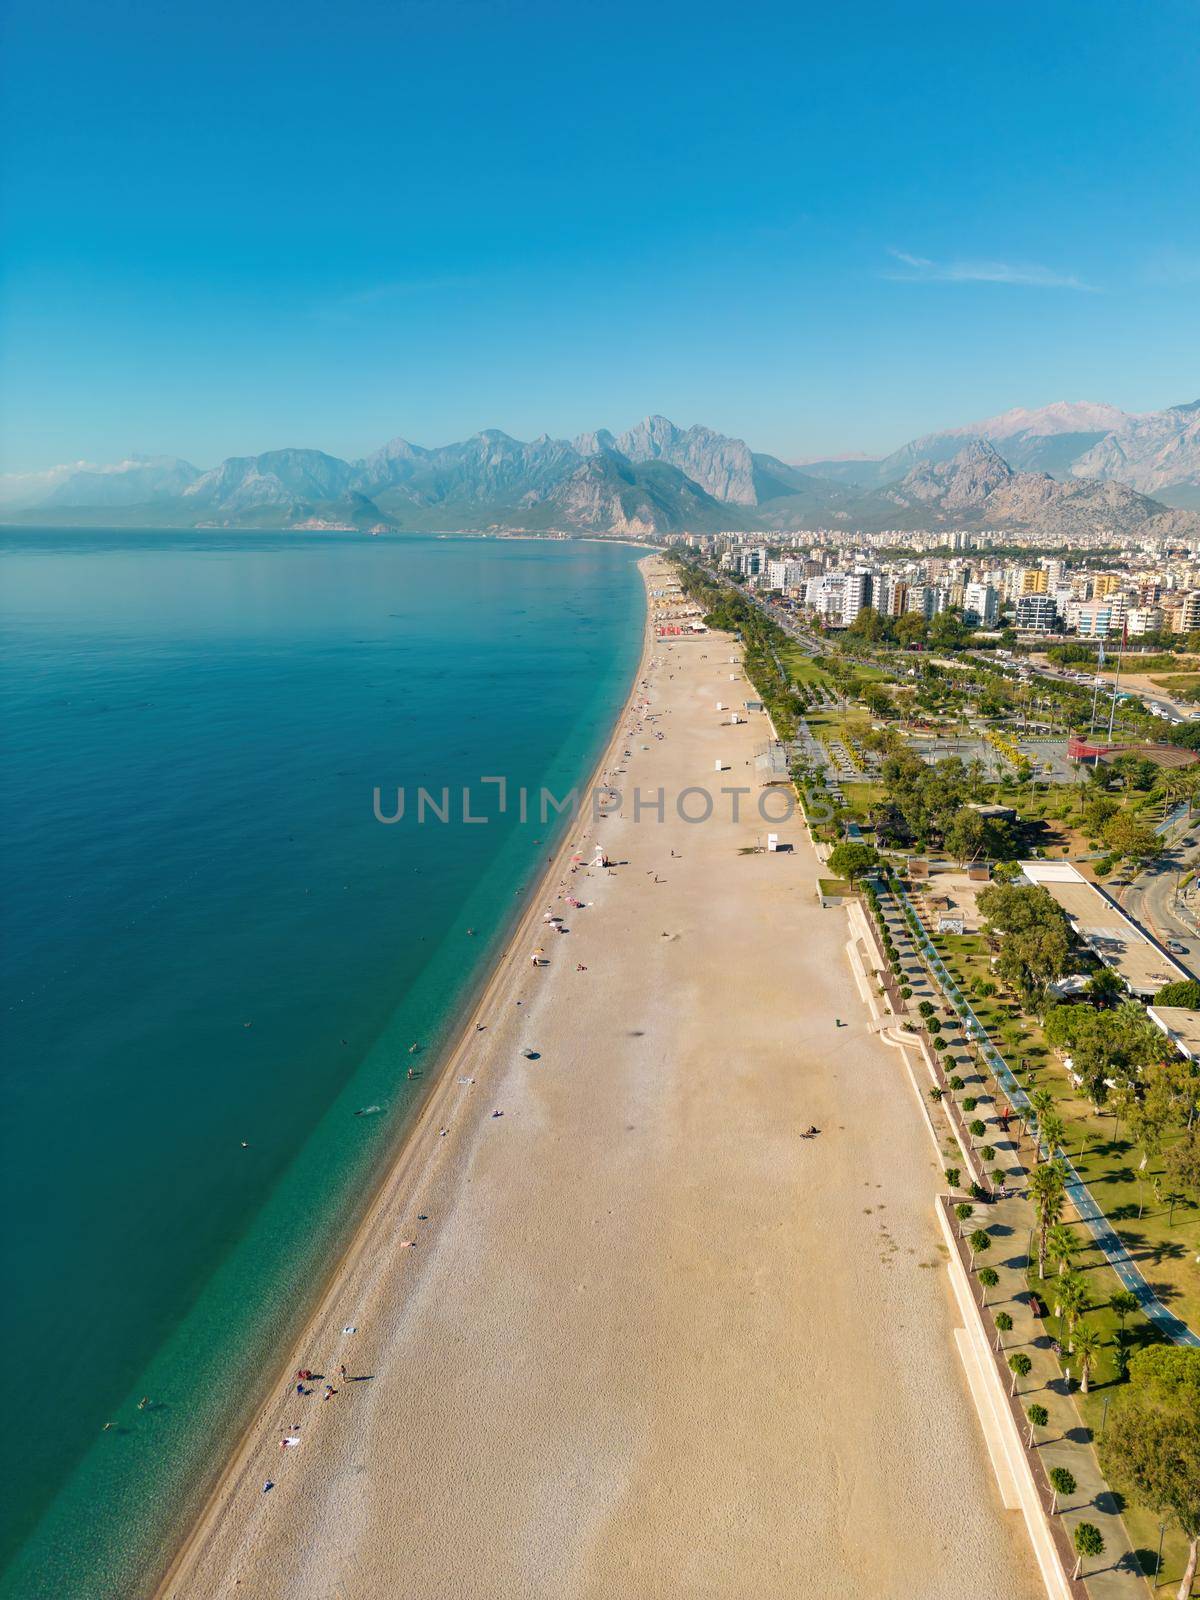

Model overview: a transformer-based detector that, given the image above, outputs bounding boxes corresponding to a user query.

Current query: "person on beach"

[323,1384,336,1401]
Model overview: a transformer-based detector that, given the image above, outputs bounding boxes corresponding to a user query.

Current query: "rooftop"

[1149,1005,1200,1061]
[1019,860,1188,999]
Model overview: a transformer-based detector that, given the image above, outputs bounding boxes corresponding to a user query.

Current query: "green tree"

[1155,979,1200,1009]
[967,1228,991,1267]
[1086,968,1127,1008]
[1042,1001,1163,1110]
[826,841,880,883]
[1166,1133,1200,1217]
[1026,1402,1049,1446]
[1029,1161,1066,1278]
[977,882,1072,1003]
[1100,1348,1200,1600]
[1110,1288,1139,1333]
[861,683,895,718]
[1056,1271,1087,1352]
[1072,1522,1104,1580]
[1046,1223,1078,1277]
[929,609,969,650]
[1128,1092,1173,1218]
[895,612,928,647]
[1039,1109,1067,1162]
[1104,810,1161,867]
[1007,1350,1032,1395]
[945,808,988,866]
[1083,794,1119,834]
[1073,1322,1102,1394]
[1049,1465,1077,1514]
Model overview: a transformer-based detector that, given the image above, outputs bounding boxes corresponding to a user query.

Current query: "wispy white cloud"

[883,248,1097,291]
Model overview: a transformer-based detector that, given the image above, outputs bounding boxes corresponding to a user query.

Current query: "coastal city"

[7,0,1199,1596]
[677,529,1200,659]
[648,543,1200,1599]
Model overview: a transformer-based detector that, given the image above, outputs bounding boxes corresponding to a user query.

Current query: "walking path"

[871,892,1149,1598]
[891,883,1199,1347]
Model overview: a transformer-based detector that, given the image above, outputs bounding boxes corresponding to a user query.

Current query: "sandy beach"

[159,557,1043,1600]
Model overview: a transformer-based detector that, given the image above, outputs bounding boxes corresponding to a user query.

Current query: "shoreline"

[158,557,1043,1600]
[152,558,658,1597]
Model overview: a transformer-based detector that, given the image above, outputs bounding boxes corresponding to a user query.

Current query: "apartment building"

[1015,594,1058,632]
[1125,606,1164,637]
[962,581,998,626]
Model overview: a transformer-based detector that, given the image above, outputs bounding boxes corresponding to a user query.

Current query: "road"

[1117,817,1200,979]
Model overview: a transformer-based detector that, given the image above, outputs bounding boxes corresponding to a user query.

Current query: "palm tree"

[1030,1088,1055,1161]
[1029,1161,1066,1279]
[1039,1109,1067,1163]
[1030,1087,1055,1121]
[1157,769,1192,811]
[1046,1223,1078,1277]
[1056,1272,1087,1353]
[1110,1287,1139,1335]
[1072,1322,1102,1394]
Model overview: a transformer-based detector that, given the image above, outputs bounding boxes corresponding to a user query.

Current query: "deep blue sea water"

[0,530,645,1598]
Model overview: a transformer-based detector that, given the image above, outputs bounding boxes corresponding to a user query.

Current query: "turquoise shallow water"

[0,530,645,1598]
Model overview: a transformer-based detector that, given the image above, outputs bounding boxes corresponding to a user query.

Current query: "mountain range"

[4,398,1199,539]
[803,398,1200,509]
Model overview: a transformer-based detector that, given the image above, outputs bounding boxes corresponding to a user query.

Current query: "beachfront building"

[766,557,806,592]
[1018,566,1049,595]
[1069,595,1127,638]
[878,575,908,616]
[1014,593,1057,632]
[962,581,998,627]
[1126,605,1164,636]
[1019,860,1188,1000]
[906,584,950,620]
[804,570,874,626]
[1164,591,1200,634]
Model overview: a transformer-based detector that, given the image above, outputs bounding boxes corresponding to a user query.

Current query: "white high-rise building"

[906,585,950,620]
[963,582,998,627]
[841,571,872,625]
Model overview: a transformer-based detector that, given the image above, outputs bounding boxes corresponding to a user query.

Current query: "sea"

[0,528,646,1598]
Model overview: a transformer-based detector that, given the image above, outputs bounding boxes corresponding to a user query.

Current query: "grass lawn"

[893,890,1195,1590]
[922,925,1200,1332]
[817,877,852,898]
[1023,1241,1195,1591]
[841,781,883,821]
[1150,672,1200,702]
[778,645,833,690]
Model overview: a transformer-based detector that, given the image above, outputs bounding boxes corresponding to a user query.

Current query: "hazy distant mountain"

[545,450,728,534]
[802,398,1200,508]
[862,440,1190,538]
[611,413,833,509]
[5,409,1197,537]
[355,429,586,509]
[1070,401,1200,504]
[183,449,354,516]
[0,455,200,510]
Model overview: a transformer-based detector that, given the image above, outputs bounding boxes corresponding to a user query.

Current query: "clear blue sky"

[2,0,1197,472]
